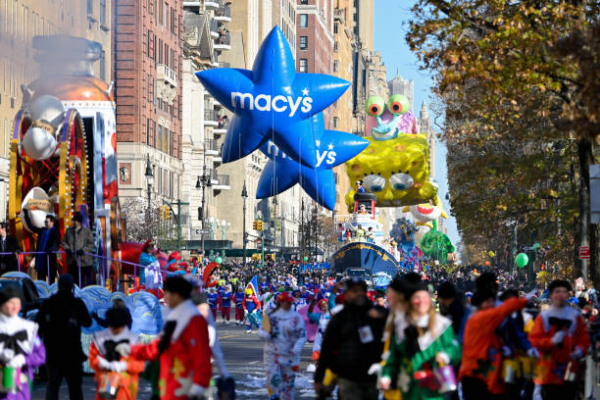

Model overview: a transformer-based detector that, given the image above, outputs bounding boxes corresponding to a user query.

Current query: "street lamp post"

[241,181,248,268]
[144,154,154,238]
[196,163,212,261]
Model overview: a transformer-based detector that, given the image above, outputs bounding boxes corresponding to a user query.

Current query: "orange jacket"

[529,306,590,385]
[89,341,146,400]
[458,297,527,394]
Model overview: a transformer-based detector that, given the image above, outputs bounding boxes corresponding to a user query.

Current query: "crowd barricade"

[0,250,183,293]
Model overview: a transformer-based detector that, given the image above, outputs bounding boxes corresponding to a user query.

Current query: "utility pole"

[241,181,248,268]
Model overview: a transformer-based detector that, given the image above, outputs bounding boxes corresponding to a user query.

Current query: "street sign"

[580,246,590,260]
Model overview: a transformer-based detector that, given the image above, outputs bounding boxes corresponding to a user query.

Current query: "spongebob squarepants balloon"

[345,94,437,212]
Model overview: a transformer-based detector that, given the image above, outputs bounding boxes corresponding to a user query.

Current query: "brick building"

[296,0,334,127]
[112,0,184,206]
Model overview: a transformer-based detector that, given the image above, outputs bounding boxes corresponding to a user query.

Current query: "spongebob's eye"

[363,174,387,192]
[387,94,410,115]
[390,173,414,191]
[365,96,385,117]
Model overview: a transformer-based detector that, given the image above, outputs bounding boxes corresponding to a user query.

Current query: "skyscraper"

[419,100,436,178]
[388,69,415,112]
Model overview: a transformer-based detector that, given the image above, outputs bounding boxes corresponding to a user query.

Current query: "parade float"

[7,36,145,287]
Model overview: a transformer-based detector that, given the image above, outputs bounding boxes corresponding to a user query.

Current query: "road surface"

[31,320,317,399]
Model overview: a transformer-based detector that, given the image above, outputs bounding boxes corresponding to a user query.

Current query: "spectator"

[62,213,95,286]
[437,281,466,336]
[314,279,387,400]
[36,274,92,400]
[35,215,61,283]
[0,222,20,274]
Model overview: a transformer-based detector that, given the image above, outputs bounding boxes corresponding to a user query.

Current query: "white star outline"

[327,143,334,150]
[302,88,310,96]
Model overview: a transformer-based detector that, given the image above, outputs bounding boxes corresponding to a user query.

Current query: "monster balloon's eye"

[387,94,410,115]
[362,174,387,193]
[365,96,385,117]
[389,173,414,191]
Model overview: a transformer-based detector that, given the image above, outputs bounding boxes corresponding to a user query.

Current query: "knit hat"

[58,273,75,291]
[0,286,23,306]
[471,289,496,307]
[437,281,457,300]
[163,276,193,299]
[404,280,430,300]
[105,307,130,328]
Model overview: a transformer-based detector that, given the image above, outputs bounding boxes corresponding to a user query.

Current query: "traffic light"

[253,220,264,231]
[159,205,166,220]
[164,206,171,220]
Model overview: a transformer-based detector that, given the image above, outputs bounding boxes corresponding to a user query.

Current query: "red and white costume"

[130,300,212,400]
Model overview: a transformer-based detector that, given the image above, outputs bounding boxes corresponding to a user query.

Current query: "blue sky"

[374,0,461,247]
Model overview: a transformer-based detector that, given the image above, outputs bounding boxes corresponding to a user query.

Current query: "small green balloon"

[215,257,223,264]
[515,253,529,268]
[532,243,540,250]
[303,256,309,261]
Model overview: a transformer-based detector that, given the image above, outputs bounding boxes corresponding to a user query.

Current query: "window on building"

[158,39,163,63]
[87,0,93,15]
[299,59,308,73]
[171,7,176,34]
[99,50,105,81]
[158,125,163,151]
[158,0,163,24]
[152,121,157,147]
[165,43,169,66]
[164,2,168,28]
[146,118,151,144]
[100,0,106,25]
[147,29,151,58]
[334,42,338,52]
[333,117,339,128]
[299,36,308,50]
[300,0,308,4]
[299,14,308,27]
[334,22,338,34]
[333,60,339,72]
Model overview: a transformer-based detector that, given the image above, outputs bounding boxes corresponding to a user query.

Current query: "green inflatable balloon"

[515,253,529,268]
[304,256,309,261]
[215,257,223,264]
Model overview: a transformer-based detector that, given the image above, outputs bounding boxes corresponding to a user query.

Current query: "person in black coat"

[0,222,21,273]
[35,273,92,400]
[35,214,61,283]
[314,279,388,400]
[437,281,466,335]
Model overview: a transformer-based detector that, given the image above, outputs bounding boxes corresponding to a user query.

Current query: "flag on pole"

[246,275,259,297]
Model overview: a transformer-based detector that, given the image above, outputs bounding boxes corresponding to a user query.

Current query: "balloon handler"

[88,308,145,400]
[243,288,262,334]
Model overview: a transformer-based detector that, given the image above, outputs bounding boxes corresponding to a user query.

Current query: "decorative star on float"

[196,26,350,168]
[256,114,369,210]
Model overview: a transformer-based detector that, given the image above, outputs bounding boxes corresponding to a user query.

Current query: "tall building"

[273,0,297,57]
[419,101,436,178]
[388,69,415,112]
[180,1,233,253]
[368,51,389,98]
[0,0,112,221]
[112,0,184,230]
[296,0,334,127]
[332,0,355,219]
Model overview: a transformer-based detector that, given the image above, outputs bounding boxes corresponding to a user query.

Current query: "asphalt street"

[31,318,317,399]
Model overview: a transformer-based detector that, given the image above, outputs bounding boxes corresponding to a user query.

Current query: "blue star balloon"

[196,26,350,168]
[256,114,369,210]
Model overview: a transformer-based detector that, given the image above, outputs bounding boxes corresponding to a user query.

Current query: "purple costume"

[0,314,46,400]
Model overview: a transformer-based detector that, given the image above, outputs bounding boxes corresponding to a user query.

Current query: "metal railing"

[215,33,231,45]
[204,109,218,121]
[216,174,230,186]
[205,139,219,151]
[0,250,191,292]
[214,3,231,18]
